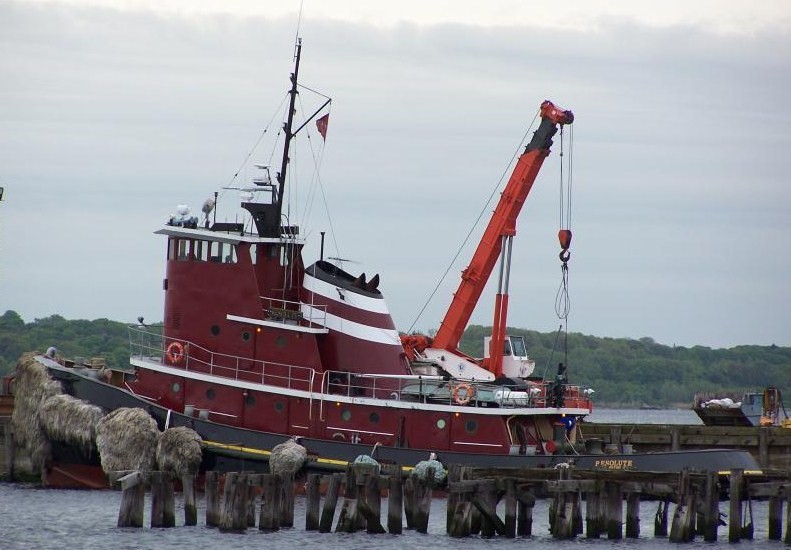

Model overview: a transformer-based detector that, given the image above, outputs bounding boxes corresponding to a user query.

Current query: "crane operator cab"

[483,335,536,379]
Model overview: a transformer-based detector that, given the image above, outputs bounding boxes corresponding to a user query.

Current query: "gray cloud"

[1,2,789,348]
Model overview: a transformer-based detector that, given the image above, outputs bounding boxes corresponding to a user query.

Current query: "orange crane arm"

[431,100,573,354]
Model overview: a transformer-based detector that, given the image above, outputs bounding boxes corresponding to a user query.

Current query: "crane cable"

[555,124,574,366]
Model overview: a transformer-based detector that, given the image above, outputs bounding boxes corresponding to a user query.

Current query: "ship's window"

[168,238,177,261]
[275,401,285,413]
[206,388,216,400]
[279,245,292,267]
[369,412,380,424]
[242,331,251,342]
[245,394,255,407]
[465,420,478,434]
[436,418,446,429]
[275,336,286,348]
[171,382,180,393]
[210,324,220,336]
[341,409,352,422]
[224,245,237,264]
[249,244,258,265]
[176,239,190,261]
[194,240,208,262]
[511,336,527,357]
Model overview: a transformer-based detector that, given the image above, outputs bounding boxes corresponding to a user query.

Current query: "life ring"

[452,382,475,406]
[166,341,185,364]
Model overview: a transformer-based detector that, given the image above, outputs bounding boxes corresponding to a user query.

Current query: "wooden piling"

[516,485,535,537]
[305,473,321,531]
[728,469,743,543]
[403,475,416,530]
[336,466,360,532]
[759,427,770,468]
[605,481,623,540]
[3,421,14,482]
[258,473,281,532]
[182,473,197,526]
[670,426,681,451]
[504,478,516,538]
[387,469,403,534]
[445,464,462,533]
[278,472,295,527]
[205,470,221,528]
[476,477,497,537]
[319,472,341,533]
[149,471,175,528]
[472,479,505,537]
[414,469,435,534]
[360,472,386,534]
[654,499,669,537]
[701,470,719,542]
[117,471,145,528]
[219,471,249,532]
[625,492,640,538]
[768,490,783,540]
[784,485,791,545]
[585,485,603,538]
[246,474,257,527]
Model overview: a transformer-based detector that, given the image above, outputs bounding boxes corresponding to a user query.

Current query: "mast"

[275,39,302,230]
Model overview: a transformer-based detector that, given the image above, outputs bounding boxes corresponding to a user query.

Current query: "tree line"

[1,311,789,407]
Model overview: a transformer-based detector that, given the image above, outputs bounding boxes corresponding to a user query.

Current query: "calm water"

[4,409,760,550]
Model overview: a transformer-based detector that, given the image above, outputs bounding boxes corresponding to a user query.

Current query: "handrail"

[127,326,592,411]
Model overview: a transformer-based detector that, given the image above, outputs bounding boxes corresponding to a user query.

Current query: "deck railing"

[127,326,592,411]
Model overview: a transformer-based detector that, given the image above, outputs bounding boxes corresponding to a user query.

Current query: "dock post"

[149,471,176,528]
[516,485,535,537]
[759,427,770,469]
[117,471,146,528]
[3,421,14,482]
[768,489,783,540]
[585,483,603,538]
[245,473,258,527]
[605,481,623,540]
[205,470,221,528]
[319,472,341,533]
[609,425,622,453]
[670,426,681,451]
[654,499,669,537]
[414,468,435,534]
[219,472,249,532]
[278,472,295,527]
[728,469,743,543]
[625,492,640,538]
[182,473,197,526]
[403,475,416,530]
[336,466,360,532]
[701,470,719,542]
[445,464,461,533]
[477,477,497,537]
[258,473,281,532]
[305,473,321,531]
[504,478,517,538]
[387,467,403,534]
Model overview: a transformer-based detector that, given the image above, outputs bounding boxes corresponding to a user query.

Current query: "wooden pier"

[111,463,791,544]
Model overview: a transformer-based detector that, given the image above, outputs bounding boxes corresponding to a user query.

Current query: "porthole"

[275,401,285,413]
[242,331,251,341]
[171,382,180,393]
[341,409,352,422]
[210,325,220,336]
[465,419,478,433]
[436,418,447,430]
[245,394,255,407]
[369,412,380,424]
[206,388,216,400]
[275,335,286,348]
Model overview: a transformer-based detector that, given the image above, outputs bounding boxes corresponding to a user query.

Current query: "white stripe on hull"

[303,272,391,314]
[301,303,401,346]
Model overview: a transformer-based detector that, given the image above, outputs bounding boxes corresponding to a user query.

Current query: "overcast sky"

[1,0,789,349]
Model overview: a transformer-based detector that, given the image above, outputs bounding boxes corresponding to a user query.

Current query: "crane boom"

[431,100,573,357]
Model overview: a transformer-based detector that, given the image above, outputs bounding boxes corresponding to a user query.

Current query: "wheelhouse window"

[209,242,237,264]
[510,336,527,357]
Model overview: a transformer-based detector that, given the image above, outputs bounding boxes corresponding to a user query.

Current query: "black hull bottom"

[44,360,761,475]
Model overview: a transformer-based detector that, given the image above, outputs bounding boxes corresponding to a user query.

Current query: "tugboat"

[38,38,759,478]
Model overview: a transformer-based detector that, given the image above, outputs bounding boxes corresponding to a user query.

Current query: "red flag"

[316,114,329,140]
